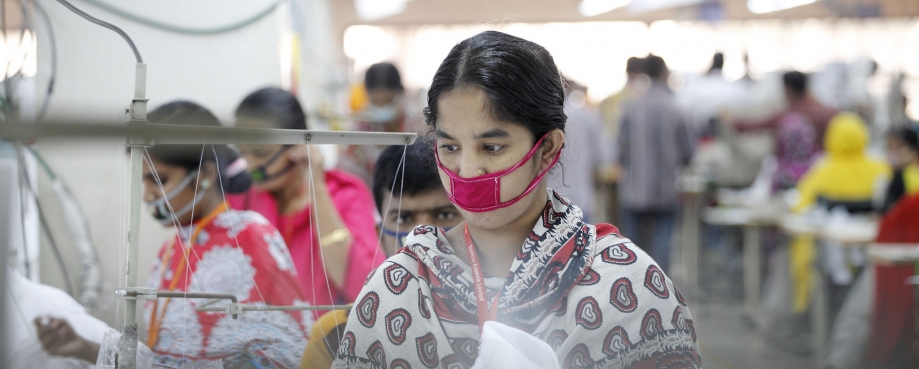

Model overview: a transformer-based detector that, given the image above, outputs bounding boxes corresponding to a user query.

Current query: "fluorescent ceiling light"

[354,0,410,21]
[626,0,707,14]
[747,0,817,14]
[579,0,632,17]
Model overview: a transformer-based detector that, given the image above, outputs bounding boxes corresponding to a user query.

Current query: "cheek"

[498,161,539,202]
[437,169,452,194]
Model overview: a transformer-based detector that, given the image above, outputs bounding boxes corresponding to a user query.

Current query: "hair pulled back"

[423,31,566,143]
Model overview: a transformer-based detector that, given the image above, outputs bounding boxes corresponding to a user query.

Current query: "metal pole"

[0,159,12,368]
[118,63,148,369]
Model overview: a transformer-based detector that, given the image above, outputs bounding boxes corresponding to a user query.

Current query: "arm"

[289,146,353,289]
[793,168,822,213]
[616,105,631,169]
[332,181,386,302]
[734,113,781,133]
[34,317,100,364]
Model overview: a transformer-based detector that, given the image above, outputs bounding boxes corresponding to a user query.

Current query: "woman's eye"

[483,145,504,153]
[440,145,459,153]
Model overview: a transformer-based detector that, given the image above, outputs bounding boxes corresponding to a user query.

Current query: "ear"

[539,129,565,171]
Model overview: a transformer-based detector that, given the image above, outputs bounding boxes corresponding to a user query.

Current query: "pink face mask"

[435,133,561,213]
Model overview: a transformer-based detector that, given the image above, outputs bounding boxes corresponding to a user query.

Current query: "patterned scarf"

[334,190,701,369]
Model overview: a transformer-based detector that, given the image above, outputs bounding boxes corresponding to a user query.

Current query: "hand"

[34,316,99,363]
[288,145,326,186]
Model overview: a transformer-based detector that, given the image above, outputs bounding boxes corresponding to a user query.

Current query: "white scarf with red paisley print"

[333,189,701,369]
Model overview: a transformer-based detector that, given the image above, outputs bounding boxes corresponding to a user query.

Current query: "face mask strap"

[251,146,293,183]
[435,133,551,183]
[379,226,410,248]
[150,170,198,216]
[156,187,207,226]
[455,148,562,213]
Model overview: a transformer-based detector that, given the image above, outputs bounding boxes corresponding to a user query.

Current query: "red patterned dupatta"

[333,190,701,369]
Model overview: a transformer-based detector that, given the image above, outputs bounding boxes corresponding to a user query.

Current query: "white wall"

[31,0,293,326]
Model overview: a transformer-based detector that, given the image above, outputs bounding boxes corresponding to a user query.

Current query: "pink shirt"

[228,169,384,306]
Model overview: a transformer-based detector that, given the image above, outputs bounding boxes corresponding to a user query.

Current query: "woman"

[341,62,415,185]
[230,88,383,307]
[37,101,311,368]
[333,31,700,368]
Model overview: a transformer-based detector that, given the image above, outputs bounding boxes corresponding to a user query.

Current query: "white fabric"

[471,321,561,369]
[2,270,114,369]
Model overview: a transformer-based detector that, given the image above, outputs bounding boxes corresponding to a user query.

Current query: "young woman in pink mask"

[333,31,701,369]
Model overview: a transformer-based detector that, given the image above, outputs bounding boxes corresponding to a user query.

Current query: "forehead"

[436,88,528,138]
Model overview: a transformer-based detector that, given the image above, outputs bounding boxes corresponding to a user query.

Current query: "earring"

[200,179,211,190]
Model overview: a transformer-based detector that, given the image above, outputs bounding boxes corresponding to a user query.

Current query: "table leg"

[681,193,701,293]
[743,225,762,320]
[811,250,829,367]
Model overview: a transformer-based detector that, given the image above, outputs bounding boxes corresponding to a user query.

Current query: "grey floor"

[692,299,817,369]
[681,226,819,369]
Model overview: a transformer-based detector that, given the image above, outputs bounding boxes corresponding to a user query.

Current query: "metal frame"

[2,98,417,368]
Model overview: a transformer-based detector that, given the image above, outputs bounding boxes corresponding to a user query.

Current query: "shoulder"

[558,228,699,367]
[211,210,276,242]
[326,169,372,194]
[582,226,691,325]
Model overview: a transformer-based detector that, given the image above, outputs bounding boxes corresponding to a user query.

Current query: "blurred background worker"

[616,55,694,274]
[548,78,611,223]
[340,62,417,185]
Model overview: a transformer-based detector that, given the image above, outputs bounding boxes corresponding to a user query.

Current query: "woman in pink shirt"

[228,87,384,306]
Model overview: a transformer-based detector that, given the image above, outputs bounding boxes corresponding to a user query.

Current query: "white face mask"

[146,171,207,226]
[365,103,398,123]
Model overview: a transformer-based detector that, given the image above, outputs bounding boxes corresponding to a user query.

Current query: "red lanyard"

[464,223,501,333]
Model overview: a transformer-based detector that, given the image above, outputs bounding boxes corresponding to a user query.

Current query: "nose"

[456,152,484,178]
[142,183,158,203]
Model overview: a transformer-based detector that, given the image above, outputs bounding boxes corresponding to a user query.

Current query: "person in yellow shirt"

[300,142,464,369]
[790,112,891,312]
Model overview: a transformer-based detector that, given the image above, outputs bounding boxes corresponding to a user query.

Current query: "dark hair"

[235,87,308,130]
[147,101,252,194]
[372,141,443,214]
[783,71,808,97]
[626,57,645,74]
[365,62,404,92]
[889,126,919,152]
[423,31,566,143]
[709,53,724,73]
[645,55,667,79]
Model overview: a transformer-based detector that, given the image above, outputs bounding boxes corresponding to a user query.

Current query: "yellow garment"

[793,112,891,212]
[790,235,816,312]
[300,309,350,369]
[349,84,369,113]
[790,113,891,312]
[905,164,919,195]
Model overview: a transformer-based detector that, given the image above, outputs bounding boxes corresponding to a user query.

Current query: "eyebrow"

[474,129,509,139]
[435,130,454,140]
[435,129,509,140]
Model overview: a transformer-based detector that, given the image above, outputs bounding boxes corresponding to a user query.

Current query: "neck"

[466,185,549,277]
[188,191,223,224]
